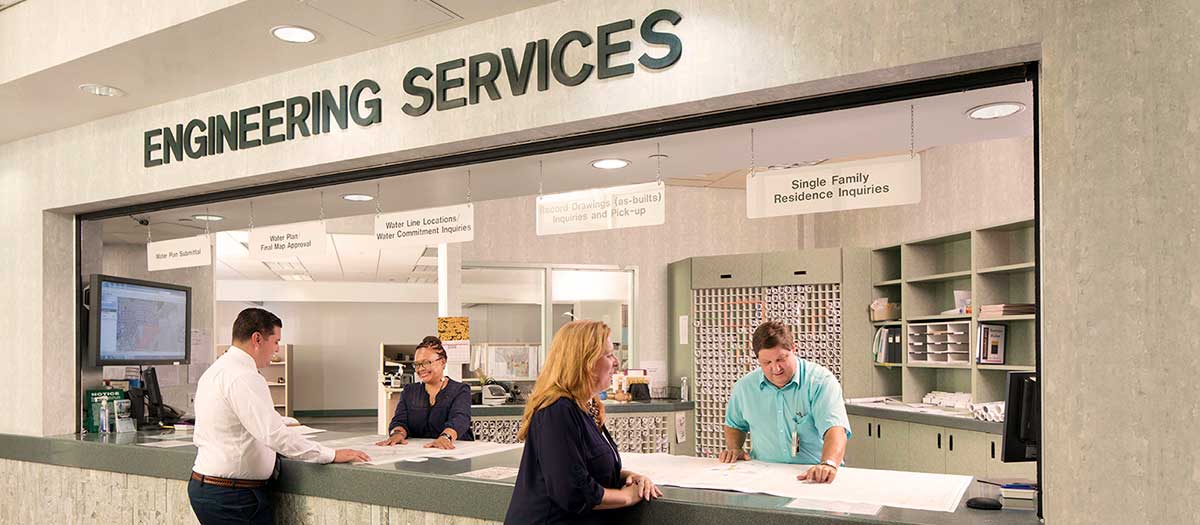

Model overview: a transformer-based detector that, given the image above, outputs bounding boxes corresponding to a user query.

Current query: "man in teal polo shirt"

[719,321,851,483]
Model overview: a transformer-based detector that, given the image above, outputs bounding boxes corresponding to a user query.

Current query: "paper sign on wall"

[375,203,474,247]
[249,220,327,259]
[746,155,921,218]
[536,181,665,236]
[147,234,212,271]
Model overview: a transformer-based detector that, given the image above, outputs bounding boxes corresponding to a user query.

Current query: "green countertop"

[472,399,694,417]
[0,423,1038,524]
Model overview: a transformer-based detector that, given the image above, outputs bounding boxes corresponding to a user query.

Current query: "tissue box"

[869,303,901,321]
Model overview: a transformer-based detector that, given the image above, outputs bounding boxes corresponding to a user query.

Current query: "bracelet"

[820,459,839,470]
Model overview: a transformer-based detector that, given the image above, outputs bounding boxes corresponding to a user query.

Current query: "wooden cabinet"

[873,419,910,471]
[907,423,947,474]
[946,429,991,477]
[691,254,762,289]
[984,434,1038,480]
[844,415,875,468]
[761,248,842,286]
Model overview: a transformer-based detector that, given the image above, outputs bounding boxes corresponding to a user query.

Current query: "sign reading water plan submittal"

[746,155,921,218]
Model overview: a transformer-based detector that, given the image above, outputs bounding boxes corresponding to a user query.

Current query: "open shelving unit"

[216,343,293,416]
[866,218,1038,405]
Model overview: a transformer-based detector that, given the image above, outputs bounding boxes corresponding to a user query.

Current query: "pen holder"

[628,383,650,401]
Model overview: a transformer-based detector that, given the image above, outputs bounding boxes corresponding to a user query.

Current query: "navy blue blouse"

[504,398,625,524]
[387,378,473,440]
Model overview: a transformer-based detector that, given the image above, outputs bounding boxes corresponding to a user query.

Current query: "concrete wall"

[810,137,1034,248]
[99,243,215,415]
[0,0,1197,522]
[216,301,438,412]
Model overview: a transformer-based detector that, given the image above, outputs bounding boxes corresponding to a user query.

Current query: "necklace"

[586,398,602,428]
[428,376,447,406]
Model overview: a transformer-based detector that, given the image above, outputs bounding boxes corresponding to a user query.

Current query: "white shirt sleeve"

[225,373,336,464]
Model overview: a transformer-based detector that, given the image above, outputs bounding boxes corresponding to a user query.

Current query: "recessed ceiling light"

[279,274,313,281]
[79,83,126,97]
[341,193,375,202]
[191,214,224,222]
[591,158,630,170]
[966,102,1025,120]
[271,25,318,44]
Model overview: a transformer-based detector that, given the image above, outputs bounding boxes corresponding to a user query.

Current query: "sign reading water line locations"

[249,220,327,260]
[375,203,474,247]
[746,155,921,218]
[147,234,212,271]
[536,181,665,236]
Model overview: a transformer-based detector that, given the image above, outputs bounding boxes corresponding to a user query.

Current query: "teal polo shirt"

[724,358,851,464]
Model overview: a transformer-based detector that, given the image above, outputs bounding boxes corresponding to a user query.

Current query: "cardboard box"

[869,302,901,321]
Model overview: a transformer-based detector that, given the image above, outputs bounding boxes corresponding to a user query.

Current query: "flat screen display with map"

[90,275,190,365]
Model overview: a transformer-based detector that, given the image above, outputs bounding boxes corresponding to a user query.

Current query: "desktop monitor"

[141,367,164,422]
[88,274,191,366]
[1001,371,1040,463]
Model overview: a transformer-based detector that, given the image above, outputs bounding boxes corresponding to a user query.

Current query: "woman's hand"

[424,435,456,449]
[375,429,407,446]
[624,472,663,501]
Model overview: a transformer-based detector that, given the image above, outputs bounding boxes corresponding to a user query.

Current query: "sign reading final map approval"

[147,234,211,271]
[375,203,474,247]
[536,181,665,236]
[249,220,327,260]
[746,155,921,218]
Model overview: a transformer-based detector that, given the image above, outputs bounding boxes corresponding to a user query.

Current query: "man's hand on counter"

[333,448,371,463]
[797,463,837,484]
[717,448,750,463]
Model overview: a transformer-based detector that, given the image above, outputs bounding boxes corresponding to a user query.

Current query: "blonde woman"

[504,321,662,524]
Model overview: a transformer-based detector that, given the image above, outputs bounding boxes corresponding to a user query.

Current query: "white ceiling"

[0,0,554,145]
[96,81,1033,282]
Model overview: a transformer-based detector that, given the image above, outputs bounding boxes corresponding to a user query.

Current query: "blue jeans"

[187,478,273,525]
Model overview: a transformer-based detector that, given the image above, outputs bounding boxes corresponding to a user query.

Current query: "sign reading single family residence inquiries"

[536,181,665,236]
[249,220,327,259]
[375,203,474,247]
[746,155,921,218]
[147,234,211,271]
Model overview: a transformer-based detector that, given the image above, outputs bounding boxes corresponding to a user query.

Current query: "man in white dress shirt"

[188,308,369,524]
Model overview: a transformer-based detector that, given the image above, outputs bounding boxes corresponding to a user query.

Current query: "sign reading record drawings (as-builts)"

[536,181,665,236]
[375,204,474,247]
[746,155,922,219]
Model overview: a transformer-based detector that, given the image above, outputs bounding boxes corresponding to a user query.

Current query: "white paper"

[641,359,667,395]
[139,440,193,448]
[375,204,474,248]
[188,329,211,384]
[316,435,522,466]
[536,181,665,236]
[249,220,327,260]
[152,365,181,387]
[679,315,689,345]
[293,426,327,435]
[621,453,972,513]
[147,234,212,271]
[456,466,521,481]
[785,497,882,515]
[144,432,192,440]
[746,155,921,219]
[675,412,687,444]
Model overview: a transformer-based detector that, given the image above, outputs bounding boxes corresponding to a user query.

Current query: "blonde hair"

[517,320,611,441]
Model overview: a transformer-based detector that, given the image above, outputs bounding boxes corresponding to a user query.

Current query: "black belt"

[191,471,267,489]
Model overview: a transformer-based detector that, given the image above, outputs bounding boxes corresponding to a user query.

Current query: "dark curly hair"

[416,336,447,361]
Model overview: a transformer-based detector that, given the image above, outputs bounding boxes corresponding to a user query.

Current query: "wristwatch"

[439,431,453,442]
[820,459,839,470]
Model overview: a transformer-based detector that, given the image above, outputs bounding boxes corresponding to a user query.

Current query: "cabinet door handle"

[877,424,882,439]
[719,274,733,279]
[793,270,807,276]
[868,423,872,437]
[991,441,996,459]
[949,434,954,452]
[937,432,942,449]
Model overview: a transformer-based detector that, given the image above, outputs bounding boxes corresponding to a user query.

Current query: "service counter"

[0,419,1039,524]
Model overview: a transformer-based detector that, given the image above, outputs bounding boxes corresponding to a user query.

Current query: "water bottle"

[680,377,689,402]
[99,401,110,433]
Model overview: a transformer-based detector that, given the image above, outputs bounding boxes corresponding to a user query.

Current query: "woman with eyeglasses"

[376,336,473,449]
[504,320,661,524]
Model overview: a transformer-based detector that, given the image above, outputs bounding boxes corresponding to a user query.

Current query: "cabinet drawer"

[761,249,842,286]
[691,254,762,289]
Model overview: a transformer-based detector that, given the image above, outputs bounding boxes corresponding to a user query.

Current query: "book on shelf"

[979,303,1036,316]
[977,323,1006,364]
[872,326,903,364]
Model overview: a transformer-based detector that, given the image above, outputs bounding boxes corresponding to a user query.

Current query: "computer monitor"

[88,274,191,366]
[1001,371,1040,463]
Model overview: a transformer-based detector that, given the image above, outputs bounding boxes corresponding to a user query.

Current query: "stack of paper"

[979,304,1036,317]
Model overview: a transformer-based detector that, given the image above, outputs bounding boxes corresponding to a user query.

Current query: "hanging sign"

[536,181,665,236]
[249,220,327,259]
[147,234,212,271]
[375,203,474,247]
[746,154,921,218]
